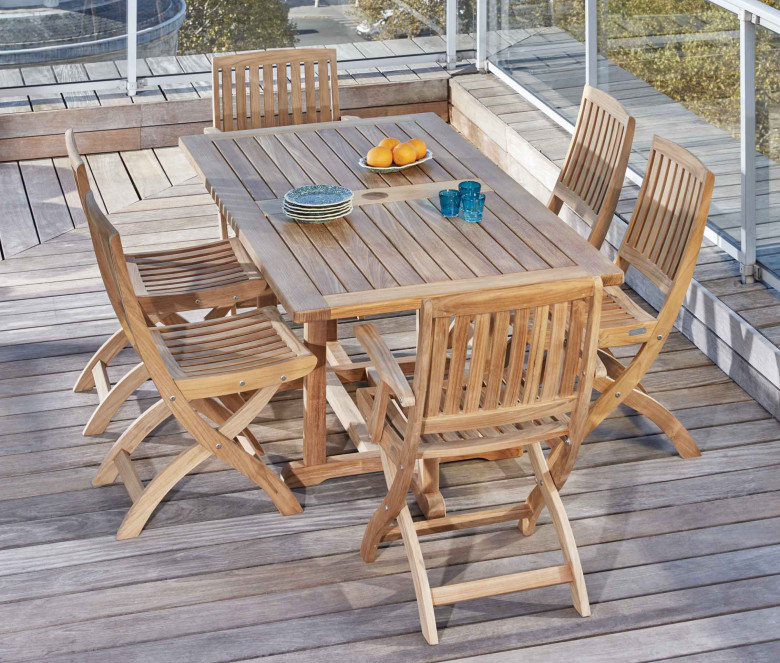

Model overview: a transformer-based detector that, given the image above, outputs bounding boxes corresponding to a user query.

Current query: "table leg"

[302,320,330,467]
[282,320,383,488]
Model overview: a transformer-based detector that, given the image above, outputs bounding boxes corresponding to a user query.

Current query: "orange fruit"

[408,138,427,160]
[393,142,417,166]
[366,146,393,168]
[378,137,401,150]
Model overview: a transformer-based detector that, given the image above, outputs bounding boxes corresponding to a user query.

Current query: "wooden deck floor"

[0,147,779,661]
[0,38,465,114]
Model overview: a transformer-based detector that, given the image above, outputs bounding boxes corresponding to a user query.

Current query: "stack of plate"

[283,185,353,223]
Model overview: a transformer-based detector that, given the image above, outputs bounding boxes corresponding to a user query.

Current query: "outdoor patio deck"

[0,145,778,660]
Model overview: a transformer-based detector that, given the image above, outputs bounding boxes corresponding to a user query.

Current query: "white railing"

[476,0,780,288]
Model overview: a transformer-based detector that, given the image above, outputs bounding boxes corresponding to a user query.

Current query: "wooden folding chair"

[66,130,276,436]
[79,189,315,539]
[355,277,603,644]
[548,85,635,250]
[211,48,342,132]
[521,136,715,537]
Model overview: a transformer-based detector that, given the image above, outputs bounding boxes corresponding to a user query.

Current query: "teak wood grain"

[78,189,315,539]
[65,130,276,438]
[179,112,625,490]
[180,113,623,324]
[548,85,635,251]
[521,135,716,537]
[211,49,341,132]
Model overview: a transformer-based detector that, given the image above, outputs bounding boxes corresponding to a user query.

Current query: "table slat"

[180,112,623,322]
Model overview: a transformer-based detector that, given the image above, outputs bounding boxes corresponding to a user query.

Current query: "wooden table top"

[180,112,623,322]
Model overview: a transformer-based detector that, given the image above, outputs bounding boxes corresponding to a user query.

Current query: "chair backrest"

[65,129,90,206]
[80,189,185,383]
[410,278,603,442]
[550,86,635,250]
[617,136,715,303]
[211,48,341,131]
[65,130,134,340]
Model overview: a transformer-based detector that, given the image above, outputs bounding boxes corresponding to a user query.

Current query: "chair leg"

[93,398,171,486]
[212,439,302,516]
[204,305,234,320]
[397,501,439,645]
[526,442,590,617]
[192,396,263,455]
[116,443,212,540]
[597,348,647,394]
[520,441,566,536]
[376,448,438,644]
[73,328,128,392]
[218,211,229,239]
[594,376,701,458]
[83,362,151,435]
[360,446,418,563]
[620,385,701,458]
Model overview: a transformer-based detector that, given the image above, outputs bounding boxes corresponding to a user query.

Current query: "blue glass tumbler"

[458,181,481,219]
[458,180,481,197]
[439,189,461,218]
[461,192,486,223]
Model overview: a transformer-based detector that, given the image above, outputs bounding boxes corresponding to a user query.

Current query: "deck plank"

[18,158,74,242]
[0,128,777,661]
[0,162,39,257]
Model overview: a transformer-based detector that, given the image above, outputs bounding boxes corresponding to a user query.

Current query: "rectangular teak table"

[180,112,624,502]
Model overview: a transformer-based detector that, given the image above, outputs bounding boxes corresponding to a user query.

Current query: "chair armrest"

[355,324,415,407]
[204,126,222,135]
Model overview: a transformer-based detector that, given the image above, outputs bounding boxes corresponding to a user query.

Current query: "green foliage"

[177,0,297,54]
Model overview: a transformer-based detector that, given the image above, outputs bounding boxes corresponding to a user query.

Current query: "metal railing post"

[446,0,458,70]
[476,0,487,71]
[585,0,598,86]
[740,9,757,283]
[126,0,138,96]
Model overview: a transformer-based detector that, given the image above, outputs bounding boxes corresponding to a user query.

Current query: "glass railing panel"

[598,0,741,247]
[486,0,586,122]
[754,21,780,277]
[0,0,185,106]
[177,0,454,62]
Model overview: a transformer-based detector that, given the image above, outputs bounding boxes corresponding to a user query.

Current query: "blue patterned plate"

[283,185,353,207]
[284,200,352,212]
[284,203,353,224]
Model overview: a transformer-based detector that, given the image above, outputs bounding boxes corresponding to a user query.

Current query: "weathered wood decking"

[0,38,467,113]
[0,146,778,660]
